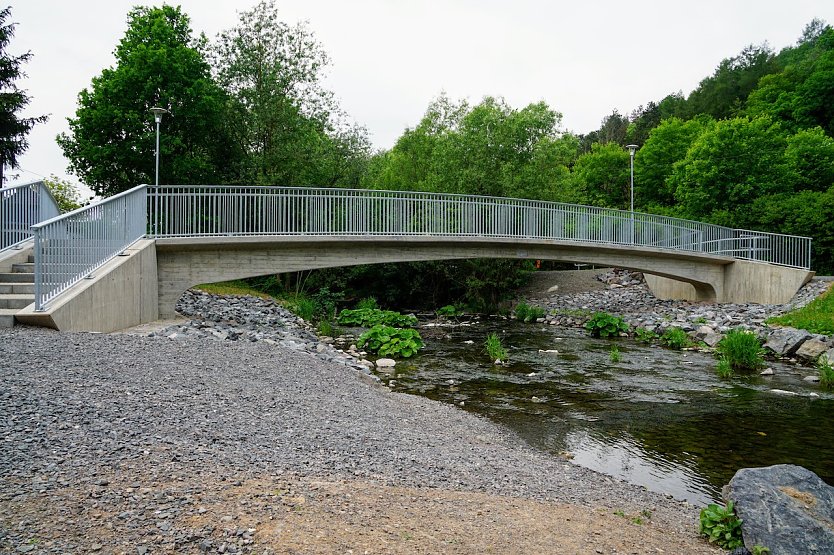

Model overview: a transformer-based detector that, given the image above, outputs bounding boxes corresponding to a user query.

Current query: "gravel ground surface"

[0,325,720,554]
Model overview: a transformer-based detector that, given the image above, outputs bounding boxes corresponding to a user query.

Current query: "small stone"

[760,368,775,376]
[375,358,396,368]
[804,375,820,382]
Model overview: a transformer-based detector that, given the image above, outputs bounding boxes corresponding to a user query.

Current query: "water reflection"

[381,320,834,505]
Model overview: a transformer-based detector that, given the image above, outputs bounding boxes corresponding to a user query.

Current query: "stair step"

[27,254,34,263]
[0,295,34,310]
[0,283,34,294]
[0,272,34,283]
[12,263,34,273]
[0,309,17,328]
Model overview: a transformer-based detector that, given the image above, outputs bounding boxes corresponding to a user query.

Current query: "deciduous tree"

[213,0,369,186]
[58,6,241,196]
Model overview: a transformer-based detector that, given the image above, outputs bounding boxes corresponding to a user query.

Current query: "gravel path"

[0,325,713,553]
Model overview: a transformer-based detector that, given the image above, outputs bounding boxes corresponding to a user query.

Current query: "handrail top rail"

[1,179,44,191]
[31,184,147,230]
[146,184,813,242]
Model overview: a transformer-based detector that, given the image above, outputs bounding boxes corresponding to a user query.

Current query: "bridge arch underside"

[155,236,813,318]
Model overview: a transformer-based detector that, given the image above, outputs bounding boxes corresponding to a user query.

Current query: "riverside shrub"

[338,308,418,328]
[585,312,629,338]
[357,325,423,358]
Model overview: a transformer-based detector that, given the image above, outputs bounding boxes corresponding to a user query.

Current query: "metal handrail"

[147,185,813,269]
[30,184,813,311]
[0,181,61,252]
[32,185,147,310]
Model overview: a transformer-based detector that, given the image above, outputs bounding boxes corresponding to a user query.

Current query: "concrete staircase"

[0,247,35,328]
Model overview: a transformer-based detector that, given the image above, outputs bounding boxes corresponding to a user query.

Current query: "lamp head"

[626,144,638,156]
[149,107,168,124]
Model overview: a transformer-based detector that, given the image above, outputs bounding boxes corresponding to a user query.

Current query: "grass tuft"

[485,333,508,361]
[717,329,765,372]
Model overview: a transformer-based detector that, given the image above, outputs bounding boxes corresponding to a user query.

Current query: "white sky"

[7,0,834,190]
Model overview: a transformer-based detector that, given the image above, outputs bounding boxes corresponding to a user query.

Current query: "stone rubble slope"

[533,270,832,362]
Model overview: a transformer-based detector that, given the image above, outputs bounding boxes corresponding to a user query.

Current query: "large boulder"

[796,339,830,362]
[725,464,834,554]
[763,328,811,357]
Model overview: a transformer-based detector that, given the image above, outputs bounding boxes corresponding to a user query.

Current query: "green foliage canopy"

[213,0,369,186]
[58,5,241,196]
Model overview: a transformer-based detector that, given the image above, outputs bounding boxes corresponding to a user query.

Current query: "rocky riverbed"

[4,271,828,554]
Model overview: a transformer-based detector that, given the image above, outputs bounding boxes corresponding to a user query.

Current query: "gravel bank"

[0,325,711,553]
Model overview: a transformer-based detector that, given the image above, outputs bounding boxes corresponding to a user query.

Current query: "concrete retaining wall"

[645,260,814,305]
[16,239,159,332]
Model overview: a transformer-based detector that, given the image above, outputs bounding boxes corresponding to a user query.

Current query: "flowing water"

[374,319,834,505]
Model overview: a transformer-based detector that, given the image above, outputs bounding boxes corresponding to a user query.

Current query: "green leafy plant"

[694,316,708,324]
[661,327,690,349]
[635,327,659,344]
[436,304,462,317]
[718,328,765,372]
[699,501,744,549]
[751,546,771,555]
[357,325,423,358]
[355,297,379,310]
[311,287,342,321]
[818,358,834,390]
[585,312,629,338]
[485,333,508,361]
[609,346,621,363]
[337,308,419,328]
[514,301,546,323]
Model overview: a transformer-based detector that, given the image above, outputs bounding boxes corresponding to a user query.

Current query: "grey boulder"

[763,328,810,357]
[725,464,834,554]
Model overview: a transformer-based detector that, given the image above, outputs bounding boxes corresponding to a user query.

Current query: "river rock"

[796,339,829,362]
[375,358,396,368]
[724,464,834,554]
[703,332,723,348]
[764,328,811,357]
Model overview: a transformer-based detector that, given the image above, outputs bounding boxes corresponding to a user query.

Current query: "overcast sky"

[7,0,834,189]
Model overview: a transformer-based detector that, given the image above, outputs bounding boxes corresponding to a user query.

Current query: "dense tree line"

[59,2,370,197]
[574,19,834,272]
[56,8,834,308]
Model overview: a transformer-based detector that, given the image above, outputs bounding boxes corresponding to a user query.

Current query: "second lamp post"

[626,144,638,243]
[150,107,168,186]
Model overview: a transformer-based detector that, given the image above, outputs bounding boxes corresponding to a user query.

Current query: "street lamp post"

[626,144,638,243]
[149,107,168,186]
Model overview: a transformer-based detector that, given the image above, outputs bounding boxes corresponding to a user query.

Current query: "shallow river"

[374,319,834,505]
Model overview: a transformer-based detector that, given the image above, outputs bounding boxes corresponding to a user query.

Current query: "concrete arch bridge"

[1,184,813,332]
